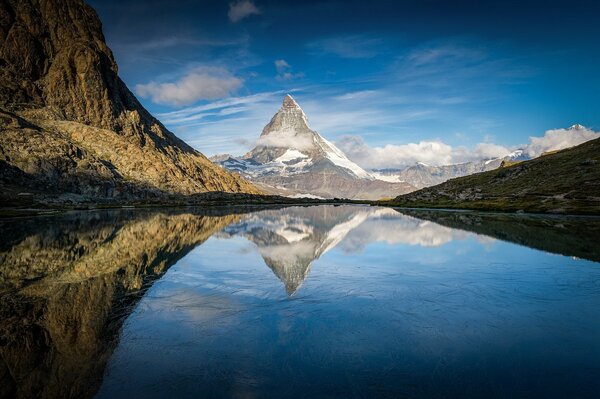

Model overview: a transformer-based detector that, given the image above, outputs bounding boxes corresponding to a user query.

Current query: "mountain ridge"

[213,94,416,200]
[0,0,259,206]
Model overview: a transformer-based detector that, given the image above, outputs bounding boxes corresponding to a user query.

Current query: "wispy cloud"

[307,35,384,59]
[228,0,261,23]
[136,66,243,107]
[274,59,304,80]
[158,90,288,155]
[390,39,534,94]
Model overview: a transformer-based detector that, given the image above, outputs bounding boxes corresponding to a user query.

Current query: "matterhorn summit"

[212,95,415,199]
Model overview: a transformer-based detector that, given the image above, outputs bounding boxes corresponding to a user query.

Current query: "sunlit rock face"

[0,0,258,205]
[212,95,416,200]
[0,210,239,399]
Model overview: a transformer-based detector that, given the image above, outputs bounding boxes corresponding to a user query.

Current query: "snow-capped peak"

[569,123,585,130]
[506,149,524,159]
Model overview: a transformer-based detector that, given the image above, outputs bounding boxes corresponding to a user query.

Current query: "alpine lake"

[1,205,600,398]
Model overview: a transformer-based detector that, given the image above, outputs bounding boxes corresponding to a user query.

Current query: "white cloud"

[525,125,600,157]
[135,67,243,107]
[335,137,508,169]
[275,59,290,73]
[256,130,315,151]
[336,125,600,169]
[228,0,261,23]
[157,90,288,155]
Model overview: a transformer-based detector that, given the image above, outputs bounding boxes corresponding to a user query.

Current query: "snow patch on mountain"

[275,149,309,163]
[319,137,373,179]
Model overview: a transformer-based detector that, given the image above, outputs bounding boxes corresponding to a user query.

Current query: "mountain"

[212,95,415,200]
[0,0,258,206]
[371,150,526,189]
[386,137,600,214]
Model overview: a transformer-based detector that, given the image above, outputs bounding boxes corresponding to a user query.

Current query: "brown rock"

[0,0,259,203]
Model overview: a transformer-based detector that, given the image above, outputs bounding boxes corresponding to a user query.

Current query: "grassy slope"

[382,138,600,214]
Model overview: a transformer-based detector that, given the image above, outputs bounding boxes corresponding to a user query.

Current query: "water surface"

[1,205,599,398]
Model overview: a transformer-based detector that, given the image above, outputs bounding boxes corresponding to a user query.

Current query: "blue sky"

[90,0,600,166]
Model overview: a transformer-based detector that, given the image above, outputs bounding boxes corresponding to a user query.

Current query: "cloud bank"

[136,67,243,107]
[336,125,600,169]
[525,125,599,157]
[228,0,261,23]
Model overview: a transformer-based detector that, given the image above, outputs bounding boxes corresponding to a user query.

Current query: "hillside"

[384,137,600,214]
[0,0,258,206]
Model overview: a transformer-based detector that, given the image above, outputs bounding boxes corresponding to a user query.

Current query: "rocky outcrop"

[0,0,258,205]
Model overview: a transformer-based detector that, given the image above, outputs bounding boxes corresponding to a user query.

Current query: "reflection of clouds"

[340,212,474,253]
[141,286,245,326]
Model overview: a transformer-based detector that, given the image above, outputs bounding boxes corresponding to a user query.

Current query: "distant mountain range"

[211,95,415,200]
[211,94,537,199]
[370,149,526,189]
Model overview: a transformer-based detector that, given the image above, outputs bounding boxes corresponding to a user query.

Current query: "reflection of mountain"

[0,210,239,399]
[222,206,369,295]
[221,205,471,295]
[397,209,600,263]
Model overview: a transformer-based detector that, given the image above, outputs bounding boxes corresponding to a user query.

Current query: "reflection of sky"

[97,206,600,398]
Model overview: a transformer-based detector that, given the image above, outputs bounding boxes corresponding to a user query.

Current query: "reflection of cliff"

[398,209,600,263]
[0,210,239,399]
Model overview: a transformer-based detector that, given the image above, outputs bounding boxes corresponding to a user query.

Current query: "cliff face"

[0,0,258,203]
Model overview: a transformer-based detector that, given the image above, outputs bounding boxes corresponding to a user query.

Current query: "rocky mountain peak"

[282,94,300,109]
[259,94,312,140]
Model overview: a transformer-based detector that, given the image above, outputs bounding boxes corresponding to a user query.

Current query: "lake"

[1,205,600,398]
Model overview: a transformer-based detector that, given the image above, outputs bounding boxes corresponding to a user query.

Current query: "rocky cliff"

[0,0,258,205]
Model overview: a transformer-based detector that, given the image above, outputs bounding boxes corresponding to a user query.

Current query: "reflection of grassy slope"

[399,209,600,263]
[384,138,600,214]
[0,210,239,399]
